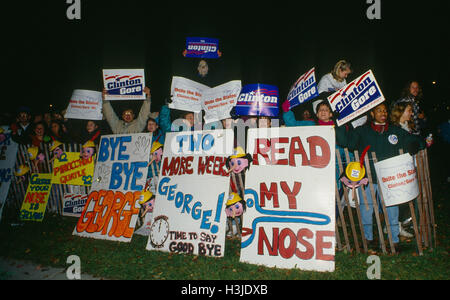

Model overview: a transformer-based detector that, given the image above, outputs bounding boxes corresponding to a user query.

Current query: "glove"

[282,100,290,112]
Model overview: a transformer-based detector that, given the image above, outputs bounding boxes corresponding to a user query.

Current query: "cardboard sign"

[19,173,52,222]
[73,133,151,242]
[170,76,241,123]
[103,69,146,100]
[170,76,209,113]
[0,127,19,221]
[240,126,335,272]
[64,90,103,120]
[235,84,279,117]
[287,68,319,110]
[374,153,419,207]
[51,152,95,186]
[201,80,241,123]
[146,130,233,257]
[184,37,220,59]
[328,70,385,126]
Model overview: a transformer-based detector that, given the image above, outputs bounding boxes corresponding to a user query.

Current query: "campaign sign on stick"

[201,80,241,123]
[103,69,146,100]
[287,68,319,110]
[170,76,209,113]
[146,129,233,257]
[19,173,52,222]
[235,84,279,117]
[240,126,335,272]
[51,152,95,186]
[73,133,151,242]
[62,193,88,217]
[374,153,419,207]
[0,127,19,222]
[184,37,220,59]
[64,90,103,120]
[328,70,385,126]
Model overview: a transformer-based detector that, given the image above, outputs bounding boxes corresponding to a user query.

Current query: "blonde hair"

[331,60,352,82]
[390,103,415,131]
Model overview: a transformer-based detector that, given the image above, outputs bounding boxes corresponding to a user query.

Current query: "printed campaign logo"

[328,70,385,126]
[102,69,145,100]
[287,68,319,109]
[235,84,279,117]
[184,37,220,59]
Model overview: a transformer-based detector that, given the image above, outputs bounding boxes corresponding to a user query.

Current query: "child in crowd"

[80,120,102,145]
[336,103,425,252]
[145,117,165,145]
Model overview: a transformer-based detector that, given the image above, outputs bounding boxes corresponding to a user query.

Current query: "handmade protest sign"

[374,153,419,207]
[287,68,319,110]
[103,69,146,100]
[73,133,151,242]
[184,37,220,59]
[51,152,95,186]
[240,126,335,272]
[201,80,241,123]
[19,173,52,222]
[170,76,241,122]
[328,70,385,126]
[0,127,18,221]
[146,129,233,257]
[235,84,279,117]
[170,76,208,113]
[64,90,103,120]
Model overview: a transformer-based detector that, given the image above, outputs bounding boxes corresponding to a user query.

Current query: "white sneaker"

[399,224,413,238]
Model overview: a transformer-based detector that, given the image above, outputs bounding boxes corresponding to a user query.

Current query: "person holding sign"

[336,103,425,252]
[317,60,352,94]
[102,86,157,134]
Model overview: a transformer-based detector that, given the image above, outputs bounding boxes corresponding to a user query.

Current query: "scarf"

[318,120,334,126]
[371,122,389,133]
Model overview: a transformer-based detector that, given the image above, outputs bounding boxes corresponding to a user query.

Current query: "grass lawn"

[1,184,449,280]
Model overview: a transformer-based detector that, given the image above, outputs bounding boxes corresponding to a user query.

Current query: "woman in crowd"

[317,60,352,94]
[336,103,425,252]
[49,120,70,143]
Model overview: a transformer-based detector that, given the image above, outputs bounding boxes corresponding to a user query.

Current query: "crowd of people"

[2,59,445,252]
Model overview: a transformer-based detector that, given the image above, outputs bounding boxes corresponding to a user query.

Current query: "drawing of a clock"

[149,215,169,248]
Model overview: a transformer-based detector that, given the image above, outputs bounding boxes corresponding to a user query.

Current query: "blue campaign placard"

[185,37,220,59]
[235,84,279,117]
[287,68,319,109]
[328,70,385,126]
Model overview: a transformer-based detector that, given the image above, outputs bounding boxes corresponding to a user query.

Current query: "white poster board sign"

[170,76,209,113]
[73,133,151,242]
[240,126,336,272]
[374,153,419,207]
[146,129,233,257]
[103,69,146,100]
[64,90,103,120]
[201,80,241,124]
[0,127,19,221]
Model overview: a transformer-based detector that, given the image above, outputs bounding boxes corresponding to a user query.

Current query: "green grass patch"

[1,184,449,280]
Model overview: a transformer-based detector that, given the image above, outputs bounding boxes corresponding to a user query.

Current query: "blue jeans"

[357,184,399,243]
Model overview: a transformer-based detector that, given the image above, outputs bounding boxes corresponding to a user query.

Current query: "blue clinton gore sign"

[328,70,385,126]
[287,67,319,110]
[235,84,279,117]
[184,37,220,59]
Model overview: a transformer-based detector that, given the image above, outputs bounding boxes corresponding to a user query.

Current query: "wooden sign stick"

[371,152,396,255]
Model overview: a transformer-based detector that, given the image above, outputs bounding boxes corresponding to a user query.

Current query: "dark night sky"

[2,0,449,122]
